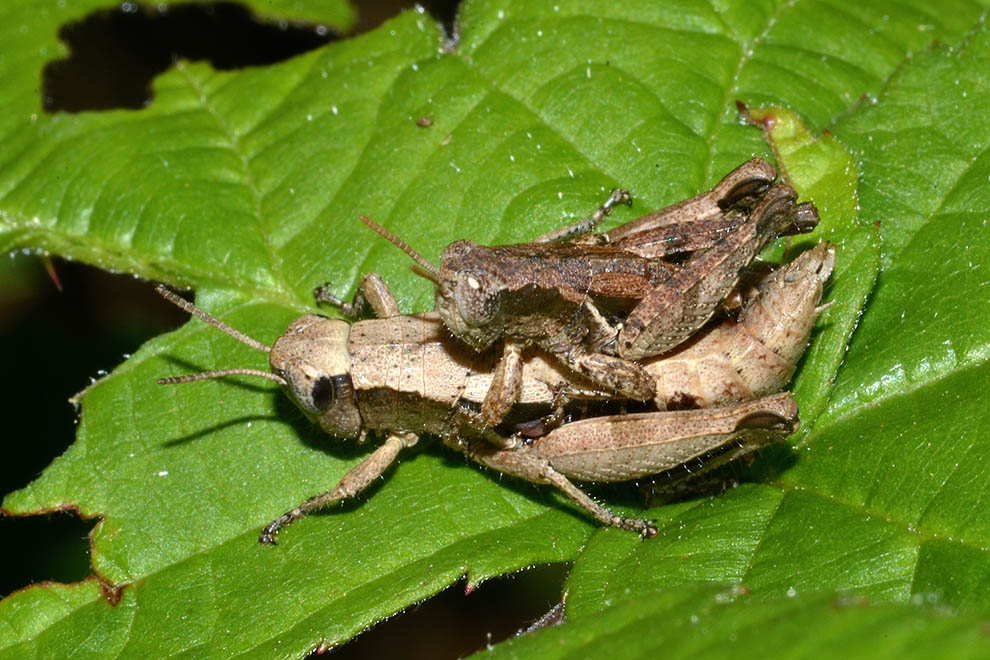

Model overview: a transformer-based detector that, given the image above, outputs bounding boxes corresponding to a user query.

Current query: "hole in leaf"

[0,512,92,598]
[43,2,338,112]
[322,563,570,658]
[42,0,464,113]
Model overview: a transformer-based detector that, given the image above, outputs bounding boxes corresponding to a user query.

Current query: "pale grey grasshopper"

[350,159,818,431]
[153,243,831,542]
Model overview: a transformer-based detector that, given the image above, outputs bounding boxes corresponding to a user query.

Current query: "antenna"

[359,215,443,284]
[158,369,286,386]
[156,285,272,353]
[154,285,288,387]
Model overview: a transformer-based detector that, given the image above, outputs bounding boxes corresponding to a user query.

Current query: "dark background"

[0,2,569,657]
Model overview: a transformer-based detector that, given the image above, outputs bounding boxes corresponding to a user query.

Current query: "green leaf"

[486,583,990,659]
[3,1,990,658]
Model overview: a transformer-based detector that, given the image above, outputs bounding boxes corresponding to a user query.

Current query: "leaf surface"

[2,1,990,658]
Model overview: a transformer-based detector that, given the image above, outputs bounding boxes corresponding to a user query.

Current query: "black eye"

[310,376,335,411]
[455,270,500,327]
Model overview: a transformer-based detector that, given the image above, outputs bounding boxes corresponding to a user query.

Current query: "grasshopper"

[340,159,817,429]
[152,242,828,542]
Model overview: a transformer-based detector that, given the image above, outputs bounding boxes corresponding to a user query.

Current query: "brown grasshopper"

[152,242,828,542]
[314,240,834,437]
[340,159,817,430]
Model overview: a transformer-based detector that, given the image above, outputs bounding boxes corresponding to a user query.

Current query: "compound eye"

[454,270,500,327]
[281,359,336,415]
[307,376,336,412]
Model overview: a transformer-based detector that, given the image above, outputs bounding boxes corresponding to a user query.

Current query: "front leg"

[479,341,524,428]
[438,341,525,450]
[259,430,418,544]
[314,272,400,319]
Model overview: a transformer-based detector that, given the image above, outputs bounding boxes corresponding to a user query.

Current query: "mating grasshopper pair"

[156,160,830,542]
[156,244,828,540]
[356,159,818,430]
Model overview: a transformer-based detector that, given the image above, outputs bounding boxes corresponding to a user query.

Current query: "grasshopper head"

[355,214,505,350]
[435,240,504,350]
[154,286,364,440]
[269,316,363,438]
